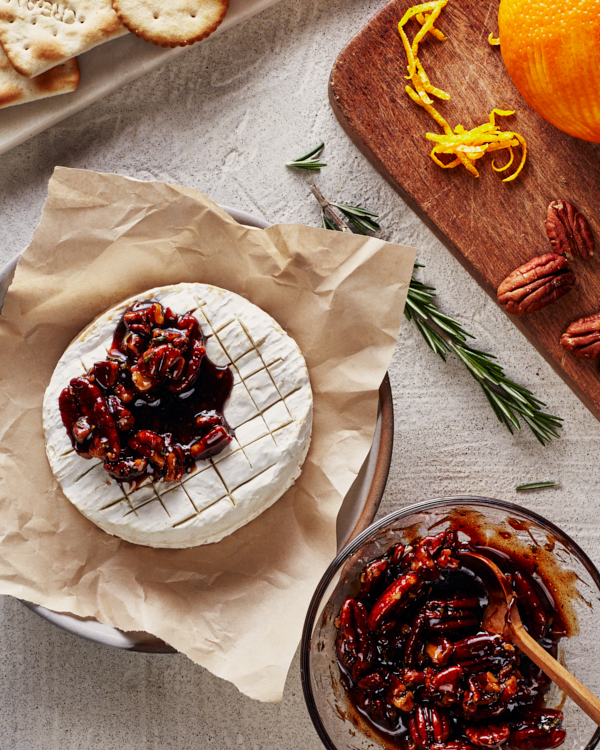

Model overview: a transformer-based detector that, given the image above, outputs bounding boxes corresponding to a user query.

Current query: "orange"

[498,0,600,142]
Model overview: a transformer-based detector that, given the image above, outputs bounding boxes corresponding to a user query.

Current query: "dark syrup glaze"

[335,521,569,750]
[116,358,233,445]
[59,298,234,487]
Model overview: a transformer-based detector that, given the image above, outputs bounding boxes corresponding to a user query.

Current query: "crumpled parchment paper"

[0,167,416,701]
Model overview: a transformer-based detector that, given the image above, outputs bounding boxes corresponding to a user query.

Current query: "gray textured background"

[1,0,599,747]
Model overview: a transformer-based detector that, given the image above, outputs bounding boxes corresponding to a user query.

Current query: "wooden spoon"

[459,550,600,726]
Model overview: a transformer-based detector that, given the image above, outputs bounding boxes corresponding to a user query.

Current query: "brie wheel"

[43,283,313,548]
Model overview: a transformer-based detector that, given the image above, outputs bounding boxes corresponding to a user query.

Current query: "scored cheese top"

[43,283,313,548]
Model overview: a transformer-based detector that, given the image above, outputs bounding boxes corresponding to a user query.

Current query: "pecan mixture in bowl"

[335,532,566,750]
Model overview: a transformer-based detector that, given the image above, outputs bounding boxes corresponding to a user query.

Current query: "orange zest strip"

[416,60,450,100]
[406,85,452,133]
[492,147,515,173]
[488,32,501,45]
[500,134,527,182]
[431,145,479,175]
[398,23,417,79]
[489,108,515,126]
[398,3,527,181]
[485,140,520,152]
[416,13,447,41]
[430,147,462,169]
[398,0,448,79]
[411,3,446,57]
[456,153,480,175]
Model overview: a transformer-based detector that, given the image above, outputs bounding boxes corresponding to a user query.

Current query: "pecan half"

[408,705,451,747]
[497,254,575,315]
[511,709,566,750]
[560,312,600,359]
[465,723,510,748]
[546,200,594,261]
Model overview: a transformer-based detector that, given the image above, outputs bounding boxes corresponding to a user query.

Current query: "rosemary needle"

[306,186,563,445]
[516,481,561,492]
[286,142,327,171]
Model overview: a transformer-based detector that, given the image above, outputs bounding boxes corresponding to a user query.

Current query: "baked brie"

[43,283,313,548]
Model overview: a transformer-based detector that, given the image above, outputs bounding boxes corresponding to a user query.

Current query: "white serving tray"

[0,0,282,156]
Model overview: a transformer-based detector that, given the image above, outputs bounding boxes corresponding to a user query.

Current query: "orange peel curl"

[398,2,527,181]
[425,110,526,181]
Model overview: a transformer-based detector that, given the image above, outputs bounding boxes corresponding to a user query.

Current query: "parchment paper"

[0,167,416,701]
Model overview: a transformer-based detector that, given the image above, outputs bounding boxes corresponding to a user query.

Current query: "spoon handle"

[513,625,600,726]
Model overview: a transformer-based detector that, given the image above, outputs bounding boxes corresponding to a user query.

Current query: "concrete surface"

[1,0,599,747]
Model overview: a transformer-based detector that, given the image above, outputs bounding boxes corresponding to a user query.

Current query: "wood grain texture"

[329,0,600,420]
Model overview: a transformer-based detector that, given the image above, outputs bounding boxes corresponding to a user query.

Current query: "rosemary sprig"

[330,202,380,234]
[310,185,351,232]
[516,481,561,492]
[309,185,380,234]
[307,187,563,445]
[286,143,327,171]
[405,273,562,445]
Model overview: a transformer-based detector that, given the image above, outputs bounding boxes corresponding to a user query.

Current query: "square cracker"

[0,45,80,108]
[0,0,128,79]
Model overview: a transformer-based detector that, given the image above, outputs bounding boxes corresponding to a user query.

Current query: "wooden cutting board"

[329,0,600,421]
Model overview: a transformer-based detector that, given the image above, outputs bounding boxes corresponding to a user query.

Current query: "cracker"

[0,0,128,79]
[0,46,80,108]
[111,0,229,47]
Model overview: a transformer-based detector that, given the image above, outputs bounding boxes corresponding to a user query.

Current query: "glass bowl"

[300,496,600,750]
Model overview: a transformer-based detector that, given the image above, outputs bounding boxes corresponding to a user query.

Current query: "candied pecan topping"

[59,299,234,486]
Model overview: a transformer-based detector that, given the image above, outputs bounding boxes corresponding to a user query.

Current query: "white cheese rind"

[43,283,313,548]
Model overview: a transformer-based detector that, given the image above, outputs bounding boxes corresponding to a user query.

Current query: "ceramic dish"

[301,496,600,750]
[0,205,394,652]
